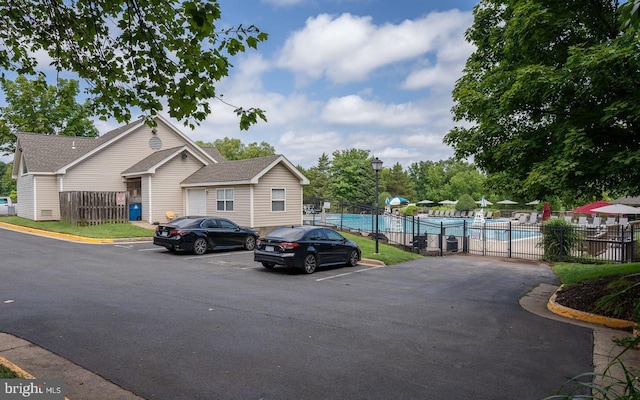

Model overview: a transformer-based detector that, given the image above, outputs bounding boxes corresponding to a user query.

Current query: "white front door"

[187,189,207,216]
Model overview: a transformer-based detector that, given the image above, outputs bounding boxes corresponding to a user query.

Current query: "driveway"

[0,228,592,399]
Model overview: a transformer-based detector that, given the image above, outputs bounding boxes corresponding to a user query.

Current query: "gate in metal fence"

[303,198,638,263]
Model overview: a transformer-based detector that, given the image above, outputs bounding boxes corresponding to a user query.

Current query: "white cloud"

[276,9,472,84]
[321,95,427,127]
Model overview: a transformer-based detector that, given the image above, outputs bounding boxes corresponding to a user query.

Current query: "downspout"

[147,175,153,223]
[250,185,255,228]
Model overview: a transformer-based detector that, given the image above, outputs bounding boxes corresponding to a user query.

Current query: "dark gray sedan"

[254,225,361,274]
[154,217,258,255]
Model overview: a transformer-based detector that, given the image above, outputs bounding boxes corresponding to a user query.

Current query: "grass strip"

[552,262,640,286]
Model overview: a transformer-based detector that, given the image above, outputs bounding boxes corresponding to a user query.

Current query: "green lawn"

[342,231,423,265]
[552,262,640,286]
[0,364,20,378]
[0,216,155,238]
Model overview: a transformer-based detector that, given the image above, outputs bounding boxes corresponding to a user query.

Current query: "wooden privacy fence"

[60,191,129,225]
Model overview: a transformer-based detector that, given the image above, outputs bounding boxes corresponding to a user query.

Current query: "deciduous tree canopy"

[445,0,640,199]
[197,138,275,160]
[0,75,98,154]
[0,0,268,129]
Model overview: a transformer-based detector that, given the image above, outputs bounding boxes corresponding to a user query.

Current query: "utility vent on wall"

[149,136,162,150]
[41,210,53,217]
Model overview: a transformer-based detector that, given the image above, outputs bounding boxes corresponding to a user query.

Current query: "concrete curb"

[0,333,142,400]
[359,258,386,267]
[547,285,635,330]
[0,222,152,244]
[521,284,640,394]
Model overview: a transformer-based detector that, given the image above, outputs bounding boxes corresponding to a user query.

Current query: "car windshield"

[265,227,307,241]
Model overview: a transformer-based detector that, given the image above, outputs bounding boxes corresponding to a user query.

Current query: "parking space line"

[315,265,385,281]
[183,251,253,260]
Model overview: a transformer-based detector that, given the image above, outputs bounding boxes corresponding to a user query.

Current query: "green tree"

[197,138,275,160]
[408,158,486,202]
[329,149,381,205]
[445,0,640,199]
[0,75,98,154]
[380,162,416,202]
[0,162,15,197]
[0,0,268,129]
[301,153,331,199]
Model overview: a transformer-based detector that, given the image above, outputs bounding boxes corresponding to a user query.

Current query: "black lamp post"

[371,157,383,254]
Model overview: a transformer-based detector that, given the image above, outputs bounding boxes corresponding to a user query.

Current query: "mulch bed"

[554,274,640,322]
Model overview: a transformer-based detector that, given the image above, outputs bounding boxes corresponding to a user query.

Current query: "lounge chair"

[527,213,539,224]
[577,216,588,225]
[605,217,616,225]
[564,216,573,223]
[591,216,601,226]
[619,217,628,227]
[517,215,527,224]
[454,210,461,218]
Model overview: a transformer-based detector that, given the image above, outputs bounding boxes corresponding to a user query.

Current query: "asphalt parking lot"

[0,228,594,399]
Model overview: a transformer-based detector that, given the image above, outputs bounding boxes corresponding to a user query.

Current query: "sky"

[1,0,480,168]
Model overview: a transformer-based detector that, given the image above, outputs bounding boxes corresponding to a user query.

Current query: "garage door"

[187,189,207,216]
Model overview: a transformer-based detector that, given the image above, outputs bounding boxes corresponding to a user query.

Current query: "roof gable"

[14,115,219,174]
[181,155,309,186]
[121,146,208,176]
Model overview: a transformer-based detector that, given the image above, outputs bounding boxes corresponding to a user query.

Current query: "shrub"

[540,218,579,262]
[403,205,417,216]
[456,194,476,211]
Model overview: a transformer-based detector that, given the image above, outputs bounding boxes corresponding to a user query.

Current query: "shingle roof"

[17,133,102,172]
[16,119,145,173]
[182,155,281,185]
[200,146,226,163]
[121,146,185,175]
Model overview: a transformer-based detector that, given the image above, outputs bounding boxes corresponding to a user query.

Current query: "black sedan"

[154,217,258,255]
[254,226,361,274]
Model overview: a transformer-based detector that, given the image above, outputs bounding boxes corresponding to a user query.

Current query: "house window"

[271,188,285,212]
[217,188,234,211]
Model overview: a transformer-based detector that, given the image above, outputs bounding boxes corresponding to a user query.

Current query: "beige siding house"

[12,115,309,231]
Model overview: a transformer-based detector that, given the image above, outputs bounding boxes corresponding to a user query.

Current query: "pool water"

[309,213,541,241]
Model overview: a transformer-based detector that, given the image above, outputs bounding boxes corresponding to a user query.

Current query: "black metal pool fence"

[303,200,638,263]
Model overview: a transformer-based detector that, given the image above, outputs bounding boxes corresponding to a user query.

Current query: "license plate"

[161,231,168,237]
[265,245,274,252]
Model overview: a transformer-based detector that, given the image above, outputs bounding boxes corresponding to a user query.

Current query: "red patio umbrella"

[572,200,611,214]
[542,202,551,221]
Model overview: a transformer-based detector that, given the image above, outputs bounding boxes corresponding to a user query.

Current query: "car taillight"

[279,242,299,250]
[169,229,183,236]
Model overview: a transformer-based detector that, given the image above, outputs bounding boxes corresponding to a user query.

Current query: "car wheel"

[303,254,317,274]
[244,235,256,250]
[262,262,275,269]
[347,250,359,267]
[193,238,208,255]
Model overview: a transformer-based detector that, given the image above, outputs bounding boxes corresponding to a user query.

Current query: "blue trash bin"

[129,203,141,221]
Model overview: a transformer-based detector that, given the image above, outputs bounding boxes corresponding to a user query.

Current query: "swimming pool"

[307,213,541,241]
